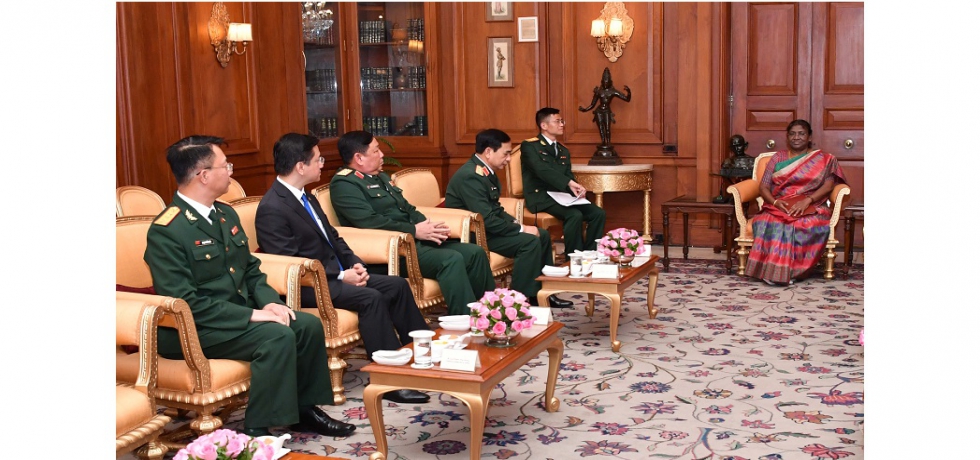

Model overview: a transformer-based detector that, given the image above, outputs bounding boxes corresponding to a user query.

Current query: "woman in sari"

[745,119,847,285]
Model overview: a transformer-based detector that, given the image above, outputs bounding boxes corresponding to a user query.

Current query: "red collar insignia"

[231,225,239,235]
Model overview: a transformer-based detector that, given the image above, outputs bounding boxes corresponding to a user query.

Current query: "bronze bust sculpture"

[579,67,631,165]
[714,134,755,203]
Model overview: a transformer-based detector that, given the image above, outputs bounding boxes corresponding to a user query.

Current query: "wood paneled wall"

[117,2,864,248]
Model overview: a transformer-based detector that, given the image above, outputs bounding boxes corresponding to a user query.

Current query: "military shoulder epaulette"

[475,165,486,176]
[153,206,180,226]
[336,168,352,176]
[524,137,538,142]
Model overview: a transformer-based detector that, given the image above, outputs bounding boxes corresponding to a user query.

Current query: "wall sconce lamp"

[208,2,252,68]
[590,2,634,63]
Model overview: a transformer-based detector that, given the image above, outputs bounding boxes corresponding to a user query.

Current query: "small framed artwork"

[517,17,538,42]
[487,37,514,88]
[486,2,513,22]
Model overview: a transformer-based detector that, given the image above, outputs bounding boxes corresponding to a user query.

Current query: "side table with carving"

[571,164,654,241]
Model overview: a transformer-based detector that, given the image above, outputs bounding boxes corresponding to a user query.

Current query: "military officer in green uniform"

[520,107,606,254]
[329,130,495,315]
[143,135,355,438]
[444,128,573,309]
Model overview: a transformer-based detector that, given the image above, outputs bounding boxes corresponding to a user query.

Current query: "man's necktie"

[301,194,344,271]
[208,208,217,226]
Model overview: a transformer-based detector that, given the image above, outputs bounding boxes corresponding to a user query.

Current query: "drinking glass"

[408,330,435,368]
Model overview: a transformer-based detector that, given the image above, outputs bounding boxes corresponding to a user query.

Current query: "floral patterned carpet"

[146,260,864,460]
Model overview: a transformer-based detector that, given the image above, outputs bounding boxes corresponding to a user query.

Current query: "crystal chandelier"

[302,2,334,44]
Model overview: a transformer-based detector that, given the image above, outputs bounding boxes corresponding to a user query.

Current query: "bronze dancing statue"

[579,67,631,165]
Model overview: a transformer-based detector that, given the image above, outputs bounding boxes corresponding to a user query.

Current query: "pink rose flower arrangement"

[173,429,275,460]
[470,288,535,336]
[597,228,646,258]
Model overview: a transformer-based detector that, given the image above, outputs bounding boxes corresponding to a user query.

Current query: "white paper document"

[547,191,591,207]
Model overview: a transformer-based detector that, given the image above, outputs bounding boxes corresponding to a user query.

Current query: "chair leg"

[136,439,168,460]
[328,353,348,405]
[823,245,837,280]
[736,244,749,276]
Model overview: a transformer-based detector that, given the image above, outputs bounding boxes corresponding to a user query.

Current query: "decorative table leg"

[682,213,690,259]
[647,270,660,319]
[544,336,564,412]
[586,293,595,317]
[607,294,622,352]
[364,385,391,460]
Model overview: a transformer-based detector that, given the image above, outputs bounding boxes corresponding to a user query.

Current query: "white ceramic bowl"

[438,315,471,323]
[372,348,413,366]
[439,321,471,332]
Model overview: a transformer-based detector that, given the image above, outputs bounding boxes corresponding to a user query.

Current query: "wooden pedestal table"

[571,164,654,241]
[361,323,565,460]
[535,255,660,352]
[660,195,738,274]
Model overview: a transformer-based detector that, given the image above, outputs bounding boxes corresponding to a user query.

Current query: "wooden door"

[731,2,812,154]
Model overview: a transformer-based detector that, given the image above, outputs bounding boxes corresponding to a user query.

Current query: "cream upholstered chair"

[217,178,247,203]
[391,167,515,286]
[312,184,456,316]
[727,152,851,280]
[506,145,563,251]
[389,167,444,207]
[116,298,170,460]
[116,216,251,448]
[230,196,365,404]
[116,185,166,217]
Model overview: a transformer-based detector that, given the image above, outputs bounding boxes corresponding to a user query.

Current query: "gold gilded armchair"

[116,299,170,460]
[230,196,364,404]
[391,167,515,286]
[116,216,251,448]
[116,185,166,217]
[726,152,851,279]
[506,145,562,259]
[312,184,454,316]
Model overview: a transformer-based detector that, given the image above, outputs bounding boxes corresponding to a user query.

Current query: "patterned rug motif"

[146,260,864,460]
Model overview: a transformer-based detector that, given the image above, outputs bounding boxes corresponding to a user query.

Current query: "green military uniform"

[144,194,334,430]
[520,136,606,253]
[444,154,553,299]
[329,168,495,315]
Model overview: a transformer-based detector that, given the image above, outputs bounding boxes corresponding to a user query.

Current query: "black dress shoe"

[242,427,271,437]
[548,294,573,309]
[290,406,355,437]
[383,389,430,404]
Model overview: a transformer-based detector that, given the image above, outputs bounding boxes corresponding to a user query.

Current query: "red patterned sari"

[745,149,847,283]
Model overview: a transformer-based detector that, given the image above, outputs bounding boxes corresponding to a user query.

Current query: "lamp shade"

[591,19,606,38]
[228,23,252,42]
[608,18,623,37]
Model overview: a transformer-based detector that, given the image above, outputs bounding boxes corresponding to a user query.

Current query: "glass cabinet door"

[356,2,428,137]
[302,2,343,139]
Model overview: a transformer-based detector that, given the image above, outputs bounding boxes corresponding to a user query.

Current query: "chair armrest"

[115,292,213,393]
[117,299,164,398]
[727,180,761,228]
[826,184,851,240]
[418,206,490,258]
[334,227,411,276]
[253,253,309,309]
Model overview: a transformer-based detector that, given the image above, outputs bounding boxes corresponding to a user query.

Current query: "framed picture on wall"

[517,17,538,42]
[487,37,514,87]
[486,2,513,22]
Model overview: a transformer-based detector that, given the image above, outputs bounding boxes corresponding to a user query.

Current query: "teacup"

[430,340,449,363]
[255,433,290,453]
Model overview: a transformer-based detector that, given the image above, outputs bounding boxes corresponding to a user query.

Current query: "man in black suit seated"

[255,132,431,404]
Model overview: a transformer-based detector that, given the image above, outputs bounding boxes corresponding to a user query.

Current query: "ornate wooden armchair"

[506,145,563,255]
[391,167,515,286]
[229,196,364,404]
[116,216,251,448]
[312,184,458,315]
[726,152,851,279]
[116,299,170,460]
[116,185,166,217]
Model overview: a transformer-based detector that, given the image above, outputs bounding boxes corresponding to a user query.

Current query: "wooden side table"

[842,203,864,279]
[661,195,737,274]
[571,164,654,241]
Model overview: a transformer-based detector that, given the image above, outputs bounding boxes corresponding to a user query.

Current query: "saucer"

[273,448,291,460]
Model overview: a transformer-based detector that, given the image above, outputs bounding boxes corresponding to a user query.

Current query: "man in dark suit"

[520,107,606,254]
[143,135,355,438]
[254,133,431,404]
[444,128,573,309]
[329,130,495,316]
